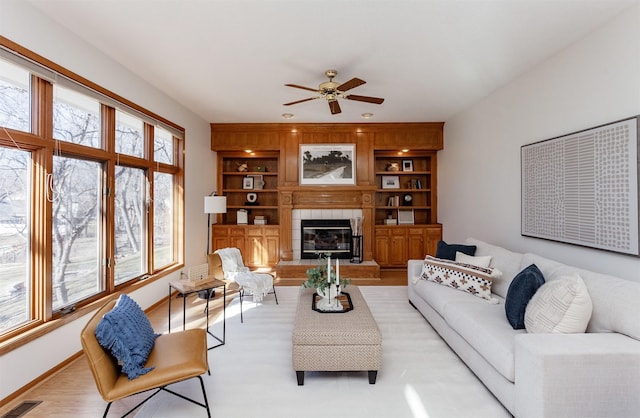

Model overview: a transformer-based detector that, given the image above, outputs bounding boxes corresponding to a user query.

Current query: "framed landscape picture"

[300,144,355,185]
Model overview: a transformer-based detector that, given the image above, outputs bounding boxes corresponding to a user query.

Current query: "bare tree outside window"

[0,58,30,132]
[115,110,144,158]
[115,166,145,284]
[154,126,174,164]
[53,86,101,148]
[0,147,30,333]
[153,172,172,268]
[52,156,102,310]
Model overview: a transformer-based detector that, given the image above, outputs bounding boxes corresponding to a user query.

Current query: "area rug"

[137,286,510,418]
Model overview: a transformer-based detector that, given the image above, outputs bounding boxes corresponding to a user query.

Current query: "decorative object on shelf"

[236,162,248,172]
[242,176,254,189]
[386,162,400,171]
[402,193,413,206]
[300,144,355,185]
[398,208,415,224]
[253,215,267,225]
[402,159,413,171]
[382,175,400,189]
[302,253,351,311]
[246,192,258,205]
[237,209,248,224]
[254,165,266,172]
[350,217,363,263]
[204,193,227,255]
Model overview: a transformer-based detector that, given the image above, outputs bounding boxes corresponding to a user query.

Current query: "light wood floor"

[0,290,232,418]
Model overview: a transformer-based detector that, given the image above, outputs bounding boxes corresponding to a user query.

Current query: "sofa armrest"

[514,332,640,418]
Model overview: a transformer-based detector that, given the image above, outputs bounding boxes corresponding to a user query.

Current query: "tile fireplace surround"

[292,209,363,260]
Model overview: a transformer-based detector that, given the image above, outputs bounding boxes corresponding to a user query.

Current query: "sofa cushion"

[435,240,476,260]
[95,294,160,380]
[465,238,524,299]
[525,273,593,333]
[421,256,501,301]
[455,251,492,268]
[443,299,525,382]
[505,264,545,329]
[576,268,640,339]
[413,278,495,318]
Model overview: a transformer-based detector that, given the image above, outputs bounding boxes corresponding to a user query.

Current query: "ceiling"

[26,0,638,124]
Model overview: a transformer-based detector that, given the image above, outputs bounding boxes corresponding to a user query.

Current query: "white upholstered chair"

[209,247,278,322]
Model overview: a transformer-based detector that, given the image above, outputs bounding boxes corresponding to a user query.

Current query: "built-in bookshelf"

[374,150,437,226]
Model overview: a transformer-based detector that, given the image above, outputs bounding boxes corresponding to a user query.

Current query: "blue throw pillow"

[435,240,477,261]
[505,264,545,329]
[95,294,160,380]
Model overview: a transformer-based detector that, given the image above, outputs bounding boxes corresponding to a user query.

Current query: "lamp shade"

[204,195,227,214]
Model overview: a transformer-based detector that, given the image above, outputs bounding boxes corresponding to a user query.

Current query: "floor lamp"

[204,194,227,255]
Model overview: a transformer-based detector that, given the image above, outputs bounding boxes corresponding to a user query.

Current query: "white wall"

[0,1,216,401]
[440,5,640,283]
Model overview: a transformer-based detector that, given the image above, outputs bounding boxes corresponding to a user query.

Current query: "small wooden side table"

[168,277,227,350]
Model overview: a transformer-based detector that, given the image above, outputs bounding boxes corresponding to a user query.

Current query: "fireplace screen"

[301,219,352,259]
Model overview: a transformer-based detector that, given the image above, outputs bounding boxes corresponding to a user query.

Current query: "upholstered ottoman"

[292,286,382,385]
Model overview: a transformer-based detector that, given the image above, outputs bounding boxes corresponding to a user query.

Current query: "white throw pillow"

[524,272,592,333]
[455,251,492,268]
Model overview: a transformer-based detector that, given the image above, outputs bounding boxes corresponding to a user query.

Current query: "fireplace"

[301,219,352,259]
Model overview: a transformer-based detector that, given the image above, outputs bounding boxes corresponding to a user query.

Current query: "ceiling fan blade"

[345,94,385,104]
[336,77,366,92]
[283,97,319,106]
[285,83,319,93]
[329,100,341,115]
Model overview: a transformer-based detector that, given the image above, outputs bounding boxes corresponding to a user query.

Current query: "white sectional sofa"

[407,238,640,418]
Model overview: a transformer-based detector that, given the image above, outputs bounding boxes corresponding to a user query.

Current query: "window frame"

[0,37,185,353]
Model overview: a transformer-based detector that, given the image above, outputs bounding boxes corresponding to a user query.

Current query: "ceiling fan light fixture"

[282,113,294,119]
[284,69,385,116]
[361,112,373,119]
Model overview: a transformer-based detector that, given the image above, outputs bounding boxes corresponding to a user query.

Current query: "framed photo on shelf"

[402,159,414,172]
[242,176,254,190]
[300,144,355,185]
[381,175,400,189]
[248,174,264,189]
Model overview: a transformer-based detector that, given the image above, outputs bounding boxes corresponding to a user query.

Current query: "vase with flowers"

[302,253,351,310]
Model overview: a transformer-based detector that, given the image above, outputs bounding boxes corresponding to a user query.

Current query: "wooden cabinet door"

[245,227,263,267]
[388,231,407,266]
[263,226,280,266]
[407,228,426,260]
[374,227,390,266]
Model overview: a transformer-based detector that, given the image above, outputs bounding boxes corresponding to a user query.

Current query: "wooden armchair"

[80,299,211,418]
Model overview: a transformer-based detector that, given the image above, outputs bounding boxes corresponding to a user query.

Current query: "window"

[153,172,173,269]
[53,85,101,148]
[115,110,144,158]
[154,126,174,164]
[114,166,146,284]
[0,41,185,347]
[52,156,103,311]
[0,147,31,333]
[0,58,30,132]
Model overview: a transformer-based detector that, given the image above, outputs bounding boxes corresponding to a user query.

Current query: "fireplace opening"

[301,219,352,259]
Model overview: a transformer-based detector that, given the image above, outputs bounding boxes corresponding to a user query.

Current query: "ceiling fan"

[284,69,385,115]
